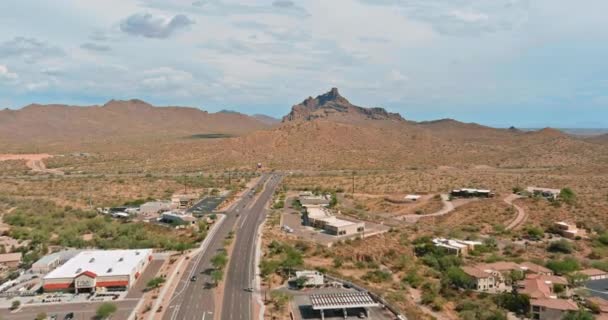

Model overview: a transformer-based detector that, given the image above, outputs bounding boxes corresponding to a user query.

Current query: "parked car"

[191,276,197,282]
[64,313,75,320]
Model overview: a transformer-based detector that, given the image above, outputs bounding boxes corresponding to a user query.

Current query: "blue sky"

[0,0,607,128]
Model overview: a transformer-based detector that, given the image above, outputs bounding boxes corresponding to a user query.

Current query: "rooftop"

[44,249,152,279]
[580,268,608,277]
[310,292,378,310]
[530,298,578,311]
[0,252,22,263]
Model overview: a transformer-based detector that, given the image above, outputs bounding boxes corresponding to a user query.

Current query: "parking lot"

[586,279,608,300]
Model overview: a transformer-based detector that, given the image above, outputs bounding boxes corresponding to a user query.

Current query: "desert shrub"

[546,257,580,275]
[547,240,574,254]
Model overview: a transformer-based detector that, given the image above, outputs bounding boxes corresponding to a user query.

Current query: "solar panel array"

[310,292,378,310]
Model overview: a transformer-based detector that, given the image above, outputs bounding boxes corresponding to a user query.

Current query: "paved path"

[399,194,455,223]
[504,194,526,230]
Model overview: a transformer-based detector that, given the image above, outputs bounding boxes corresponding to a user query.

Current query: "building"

[580,268,608,281]
[404,194,421,202]
[139,201,172,215]
[42,249,152,293]
[530,298,578,320]
[520,262,554,276]
[432,238,482,256]
[462,266,505,292]
[299,193,331,207]
[294,270,324,287]
[527,187,561,200]
[553,221,580,239]
[171,194,198,210]
[450,188,494,198]
[517,274,569,300]
[0,252,22,269]
[310,292,379,319]
[32,250,83,274]
[304,207,364,236]
[160,211,197,225]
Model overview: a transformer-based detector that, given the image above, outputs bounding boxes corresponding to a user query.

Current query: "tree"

[146,277,166,290]
[444,267,476,289]
[562,310,594,320]
[294,276,308,288]
[495,292,530,315]
[96,302,117,319]
[35,313,47,320]
[560,188,576,205]
[328,193,338,208]
[270,291,291,312]
[10,300,20,310]
[211,269,223,286]
[211,252,228,270]
[546,257,580,275]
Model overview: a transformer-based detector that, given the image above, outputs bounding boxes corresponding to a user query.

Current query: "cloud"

[81,43,112,52]
[89,31,110,42]
[120,13,195,38]
[141,67,194,90]
[0,37,65,63]
[0,65,18,80]
[272,0,294,8]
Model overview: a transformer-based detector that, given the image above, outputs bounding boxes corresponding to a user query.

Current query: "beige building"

[553,221,581,239]
[171,194,198,209]
[530,298,578,320]
[432,238,482,256]
[462,266,505,292]
[0,252,22,269]
[304,207,364,236]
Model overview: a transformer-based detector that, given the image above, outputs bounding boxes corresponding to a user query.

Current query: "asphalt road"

[220,174,282,320]
[164,173,280,320]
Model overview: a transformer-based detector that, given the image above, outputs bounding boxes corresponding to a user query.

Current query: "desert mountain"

[0,99,272,148]
[587,133,608,145]
[253,114,281,126]
[282,88,403,123]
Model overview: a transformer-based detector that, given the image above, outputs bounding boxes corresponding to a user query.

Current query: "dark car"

[50,315,58,320]
[191,276,197,282]
[64,313,75,320]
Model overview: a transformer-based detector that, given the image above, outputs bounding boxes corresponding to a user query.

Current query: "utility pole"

[352,171,356,196]
[183,174,187,194]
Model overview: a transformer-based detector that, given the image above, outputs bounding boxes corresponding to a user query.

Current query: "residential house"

[530,298,578,320]
[526,187,561,200]
[580,268,608,281]
[520,262,554,276]
[432,238,482,256]
[462,266,507,293]
[0,252,22,269]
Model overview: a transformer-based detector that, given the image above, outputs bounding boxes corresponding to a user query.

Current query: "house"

[580,268,608,280]
[303,207,364,236]
[0,252,22,268]
[553,221,580,239]
[42,249,152,293]
[517,274,569,299]
[294,270,324,287]
[586,297,608,316]
[478,261,522,273]
[530,298,578,320]
[520,262,554,276]
[171,194,198,210]
[462,266,506,293]
[450,188,494,198]
[526,187,561,200]
[432,238,482,256]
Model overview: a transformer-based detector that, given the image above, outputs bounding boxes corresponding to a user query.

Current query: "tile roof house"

[530,298,578,320]
[580,268,608,280]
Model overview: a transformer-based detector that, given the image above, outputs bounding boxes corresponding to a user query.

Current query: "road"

[399,194,455,223]
[220,174,282,320]
[164,173,281,320]
[504,194,526,230]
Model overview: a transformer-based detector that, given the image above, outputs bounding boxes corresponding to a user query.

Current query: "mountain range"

[1,88,607,169]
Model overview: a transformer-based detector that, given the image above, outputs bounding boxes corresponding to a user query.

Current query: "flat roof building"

[304,207,364,236]
[140,201,172,215]
[450,188,494,198]
[432,238,482,256]
[294,270,324,287]
[42,249,152,293]
[300,193,331,207]
[32,249,83,274]
[171,194,198,210]
[161,211,197,225]
[527,187,561,200]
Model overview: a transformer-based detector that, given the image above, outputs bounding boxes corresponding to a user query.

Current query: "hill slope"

[0,99,271,148]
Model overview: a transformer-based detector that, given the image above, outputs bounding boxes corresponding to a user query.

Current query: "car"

[50,315,58,320]
[64,313,75,320]
[358,312,367,318]
[191,276,197,282]
[244,287,254,292]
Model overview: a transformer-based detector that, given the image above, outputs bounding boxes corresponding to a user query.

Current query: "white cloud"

[0,65,18,80]
[0,37,65,63]
[141,67,194,90]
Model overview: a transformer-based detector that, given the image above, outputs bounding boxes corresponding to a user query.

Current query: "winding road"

[504,194,527,230]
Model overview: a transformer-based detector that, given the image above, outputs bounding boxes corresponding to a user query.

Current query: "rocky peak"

[282,88,403,122]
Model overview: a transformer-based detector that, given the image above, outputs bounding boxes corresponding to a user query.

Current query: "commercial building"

[527,187,561,200]
[299,193,331,207]
[0,252,22,269]
[432,238,482,256]
[580,268,608,281]
[42,249,152,293]
[139,201,171,215]
[294,270,324,287]
[304,207,364,236]
[32,249,83,274]
[450,188,494,198]
[310,292,379,320]
[530,298,578,320]
[171,194,198,210]
[160,211,197,225]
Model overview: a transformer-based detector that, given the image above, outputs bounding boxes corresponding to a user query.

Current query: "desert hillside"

[0,99,272,150]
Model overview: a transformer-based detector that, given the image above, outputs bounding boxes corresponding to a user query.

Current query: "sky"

[1,0,607,128]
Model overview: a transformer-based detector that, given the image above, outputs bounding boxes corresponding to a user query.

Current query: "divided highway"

[164,173,281,320]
